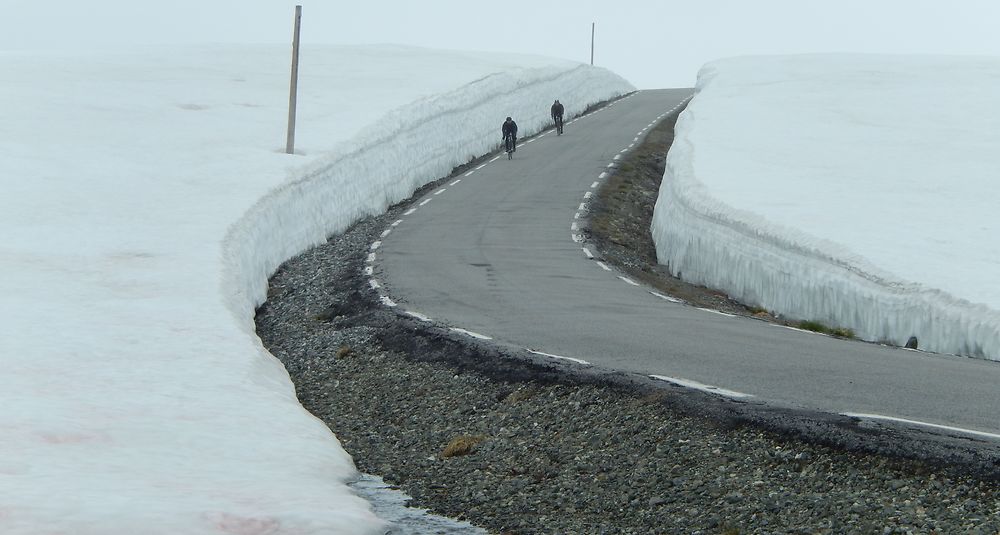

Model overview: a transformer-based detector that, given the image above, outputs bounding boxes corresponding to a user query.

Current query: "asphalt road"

[373,89,1000,439]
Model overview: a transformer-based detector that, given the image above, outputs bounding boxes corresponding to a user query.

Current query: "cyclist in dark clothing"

[551,100,565,134]
[502,116,518,153]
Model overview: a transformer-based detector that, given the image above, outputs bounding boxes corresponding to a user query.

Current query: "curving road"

[372,89,1000,439]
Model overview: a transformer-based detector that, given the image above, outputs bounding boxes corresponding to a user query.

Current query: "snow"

[0,44,631,534]
[651,54,1000,360]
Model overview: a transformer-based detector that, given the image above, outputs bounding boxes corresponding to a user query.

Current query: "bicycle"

[504,135,515,159]
[554,115,564,135]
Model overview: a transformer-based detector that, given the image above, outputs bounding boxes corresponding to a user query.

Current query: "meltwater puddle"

[350,474,488,535]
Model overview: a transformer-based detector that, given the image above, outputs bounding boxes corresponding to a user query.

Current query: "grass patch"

[441,435,486,458]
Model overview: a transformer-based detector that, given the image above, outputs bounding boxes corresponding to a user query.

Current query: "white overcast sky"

[3,0,1000,87]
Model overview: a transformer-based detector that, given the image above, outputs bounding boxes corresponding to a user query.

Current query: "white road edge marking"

[649,290,684,304]
[403,310,432,322]
[570,222,579,231]
[380,229,391,238]
[617,276,640,286]
[450,179,461,186]
[651,375,754,399]
[697,307,736,317]
[489,156,501,162]
[366,253,376,263]
[368,279,381,290]
[843,413,1000,440]
[392,219,403,227]
[571,234,584,243]
[404,208,417,216]
[528,350,590,365]
[369,241,381,251]
[591,181,600,188]
[596,261,612,271]
[599,172,608,179]
[450,328,492,340]
[578,203,587,211]
[419,199,431,206]
[475,164,487,170]
[464,170,475,177]
[434,189,446,195]
[380,295,397,307]
[582,247,594,259]
[363,266,373,276]
[584,191,592,199]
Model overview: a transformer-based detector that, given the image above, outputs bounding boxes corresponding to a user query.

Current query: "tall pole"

[285,5,302,155]
[590,22,595,65]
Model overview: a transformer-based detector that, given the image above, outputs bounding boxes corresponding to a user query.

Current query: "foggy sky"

[3,0,1000,88]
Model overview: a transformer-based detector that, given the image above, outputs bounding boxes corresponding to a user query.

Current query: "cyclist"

[502,116,518,153]
[551,99,565,134]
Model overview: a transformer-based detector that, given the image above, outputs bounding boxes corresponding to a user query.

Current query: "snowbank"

[0,44,631,534]
[652,54,1000,360]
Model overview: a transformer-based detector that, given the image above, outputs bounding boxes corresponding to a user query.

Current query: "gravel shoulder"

[255,102,1000,534]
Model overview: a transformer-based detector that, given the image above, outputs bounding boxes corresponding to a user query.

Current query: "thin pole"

[285,5,302,155]
[590,22,595,65]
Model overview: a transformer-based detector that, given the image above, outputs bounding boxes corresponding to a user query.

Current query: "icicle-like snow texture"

[651,55,1000,360]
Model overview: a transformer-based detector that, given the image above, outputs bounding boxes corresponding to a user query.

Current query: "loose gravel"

[255,105,1000,534]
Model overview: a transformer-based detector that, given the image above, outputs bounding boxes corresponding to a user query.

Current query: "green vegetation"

[797,320,855,339]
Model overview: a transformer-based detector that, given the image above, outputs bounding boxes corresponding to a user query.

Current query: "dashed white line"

[366,253,376,263]
[572,234,584,243]
[649,290,684,304]
[599,172,608,179]
[404,208,417,216]
[419,199,431,206]
[843,413,1000,440]
[451,328,492,340]
[650,375,754,399]
[591,181,600,188]
[369,241,382,251]
[464,170,475,177]
[606,163,615,168]
[380,229,392,238]
[368,279,381,290]
[363,266,373,276]
[617,276,640,287]
[450,179,461,186]
[571,222,579,231]
[613,155,622,160]
[392,219,403,227]
[475,164,487,170]
[578,203,587,211]
[434,189,446,195]
[489,156,501,162]
[697,307,736,317]
[528,350,590,365]
[582,247,594,259]
[380,295,397,307]
[584,191,592,199]
[596,261,612,271]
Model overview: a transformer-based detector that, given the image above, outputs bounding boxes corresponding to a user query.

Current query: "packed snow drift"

[0,44,632,534]
[652,54,1000,360]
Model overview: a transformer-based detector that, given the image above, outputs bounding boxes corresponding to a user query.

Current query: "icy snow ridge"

[651,55,1000,360]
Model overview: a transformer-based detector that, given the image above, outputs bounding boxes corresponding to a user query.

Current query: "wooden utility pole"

[285,5,302,155]
[590,22,595,65]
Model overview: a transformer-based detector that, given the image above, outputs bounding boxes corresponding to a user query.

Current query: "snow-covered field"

[0,44,631,534]
[652,54,1000,360]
